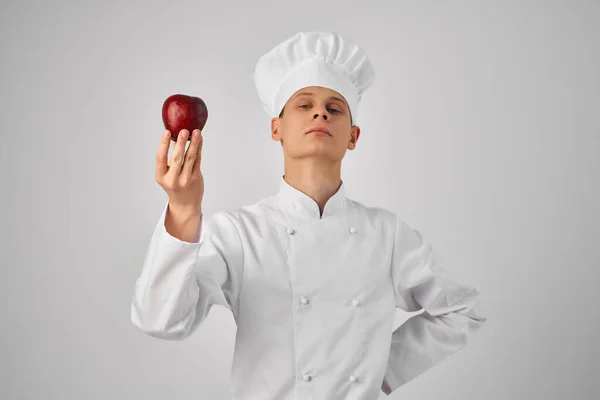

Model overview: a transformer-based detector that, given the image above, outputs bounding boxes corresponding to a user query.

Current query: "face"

[271,86,360,163]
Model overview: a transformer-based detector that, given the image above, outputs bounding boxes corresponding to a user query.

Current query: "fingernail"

[194,130,200,138]
[163,131,169,138]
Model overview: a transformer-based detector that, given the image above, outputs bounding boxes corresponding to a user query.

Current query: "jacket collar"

[276,175,347,220]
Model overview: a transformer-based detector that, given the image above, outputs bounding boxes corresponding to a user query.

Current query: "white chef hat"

[252,31,375,125]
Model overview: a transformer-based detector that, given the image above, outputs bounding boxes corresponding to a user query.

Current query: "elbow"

[135,326,192,341]
[459,296,488,332]
[421,304,487,347]
[434,290,488,333]
[130,301,195,341]
[446,310,488,343]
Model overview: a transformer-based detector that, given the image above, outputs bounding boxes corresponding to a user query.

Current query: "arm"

[164,201,203,243]
[130,201,244,340]
[382,215,487,395]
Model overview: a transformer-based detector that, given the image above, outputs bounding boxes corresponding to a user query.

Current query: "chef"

[131,31,487,399]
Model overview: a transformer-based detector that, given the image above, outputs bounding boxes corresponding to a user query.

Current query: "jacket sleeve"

[382,214,487,395]
[130,202,244,341]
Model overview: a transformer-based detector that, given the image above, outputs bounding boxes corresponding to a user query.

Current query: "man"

[131,31,487,399]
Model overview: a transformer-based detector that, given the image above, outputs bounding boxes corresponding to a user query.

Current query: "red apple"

[162,94,208,141]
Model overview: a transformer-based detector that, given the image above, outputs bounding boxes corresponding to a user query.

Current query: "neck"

[283,162,342,217]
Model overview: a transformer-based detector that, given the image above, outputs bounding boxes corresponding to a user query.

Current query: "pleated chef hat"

[253,31,375,124]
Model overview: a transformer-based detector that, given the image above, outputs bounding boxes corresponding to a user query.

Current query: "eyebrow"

[293,92,347,106]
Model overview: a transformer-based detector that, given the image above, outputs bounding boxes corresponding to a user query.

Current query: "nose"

[313,113,328,121]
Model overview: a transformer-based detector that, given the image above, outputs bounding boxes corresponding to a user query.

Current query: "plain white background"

[1,0,598,399]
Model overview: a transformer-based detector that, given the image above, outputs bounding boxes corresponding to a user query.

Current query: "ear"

[347,125,361,150]
[271,117,282,142]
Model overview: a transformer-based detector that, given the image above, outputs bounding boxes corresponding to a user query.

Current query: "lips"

[306,127,331,136]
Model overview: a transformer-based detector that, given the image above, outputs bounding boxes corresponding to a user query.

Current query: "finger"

[169,129,189,172]
[182,129,202,176]
[192,130,203,171]
[155,130,171,178]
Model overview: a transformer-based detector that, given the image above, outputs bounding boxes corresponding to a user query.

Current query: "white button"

[303,374,312,381]
[349,227,357,234]
[286,228,295,235]
[300,297,309,305]
[352,298,360,307]
[349,374,357,382]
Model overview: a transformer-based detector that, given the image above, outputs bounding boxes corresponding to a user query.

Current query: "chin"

[297,149,342,161]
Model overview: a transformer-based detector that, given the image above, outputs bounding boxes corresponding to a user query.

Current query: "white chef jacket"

[131,176,487,399]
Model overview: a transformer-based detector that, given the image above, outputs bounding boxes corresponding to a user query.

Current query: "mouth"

[306,128,331,137]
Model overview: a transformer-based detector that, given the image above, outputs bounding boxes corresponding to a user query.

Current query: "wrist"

[168,202,202,218]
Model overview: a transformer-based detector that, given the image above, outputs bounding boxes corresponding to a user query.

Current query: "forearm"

[131,203,204,340]
[164,202,202,243]
[384,298,486,392]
